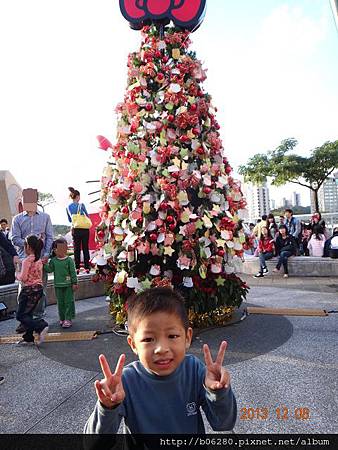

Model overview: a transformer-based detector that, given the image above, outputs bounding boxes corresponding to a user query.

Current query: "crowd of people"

[0,188,92,342]
[247,209,338,278]
[1,192,338,434]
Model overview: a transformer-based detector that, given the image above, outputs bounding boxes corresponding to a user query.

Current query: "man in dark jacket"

[0,231,19,285]
[323,226,338,258]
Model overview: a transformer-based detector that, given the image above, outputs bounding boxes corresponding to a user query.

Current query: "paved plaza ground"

[0,276,337,435]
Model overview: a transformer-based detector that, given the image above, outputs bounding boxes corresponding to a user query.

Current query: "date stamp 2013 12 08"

[240,406,310,421]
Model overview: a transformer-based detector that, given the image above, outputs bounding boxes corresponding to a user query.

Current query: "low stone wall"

[241,255,338,277]
[0,274,106,313]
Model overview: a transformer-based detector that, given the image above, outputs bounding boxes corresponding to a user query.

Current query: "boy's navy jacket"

[84,354,237,434]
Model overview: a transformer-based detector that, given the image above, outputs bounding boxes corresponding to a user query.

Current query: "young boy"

[84,287,237,434]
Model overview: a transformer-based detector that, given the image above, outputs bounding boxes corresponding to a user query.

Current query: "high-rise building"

[282,197,291,208]
[314,172,338,213]
[270,199,276,210]
[293,192,301,207]
[242,182,270,222]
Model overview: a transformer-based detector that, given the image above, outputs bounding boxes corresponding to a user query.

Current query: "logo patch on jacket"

[186,402,197,416]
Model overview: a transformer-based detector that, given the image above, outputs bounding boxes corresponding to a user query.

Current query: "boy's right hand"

[95,353,126,409]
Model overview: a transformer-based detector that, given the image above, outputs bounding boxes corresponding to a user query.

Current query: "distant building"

[282,197,291,208]
[270,199,276,210]
[314,172,338,213]
[293,192,301,207]
[242,182,270,222]
[0,171,22,225]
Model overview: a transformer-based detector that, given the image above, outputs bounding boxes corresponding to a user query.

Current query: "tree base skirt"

[188,306,235,328]
[109,303,235,329]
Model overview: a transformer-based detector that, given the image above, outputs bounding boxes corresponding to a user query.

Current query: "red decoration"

[159,202,169,211]
[96,135,112,151]
[120,0,207,32]
[149,233,158,242]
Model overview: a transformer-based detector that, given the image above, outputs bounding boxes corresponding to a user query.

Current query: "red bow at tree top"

[120,0,206,31]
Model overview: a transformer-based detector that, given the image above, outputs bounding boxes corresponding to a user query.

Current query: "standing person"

[307,225,325,257]
[66,187,91,275]
[15,235,49,345]
[267,213,278,239]
[84,287,237,434]
[0,230,20,285]
[44,238,78,328]
[11,189,53,323]
[253,226,275,278]
[0,218,10,240]
[284,208,301,253]
[273,224,297,278]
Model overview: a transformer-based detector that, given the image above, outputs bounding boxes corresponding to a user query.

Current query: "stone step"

[241,255,338,277]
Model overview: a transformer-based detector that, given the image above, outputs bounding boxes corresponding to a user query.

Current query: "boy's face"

[55,243,68,258]
[0,222,7,231]
[127,311,192,377]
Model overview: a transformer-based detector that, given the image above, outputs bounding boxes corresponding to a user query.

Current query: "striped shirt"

[10,211,53,260]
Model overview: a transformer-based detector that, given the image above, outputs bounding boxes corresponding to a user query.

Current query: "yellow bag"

[69,204,92,229]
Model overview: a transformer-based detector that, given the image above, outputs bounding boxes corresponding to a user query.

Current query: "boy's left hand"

[203,341,230,391]
[72,284,79,291]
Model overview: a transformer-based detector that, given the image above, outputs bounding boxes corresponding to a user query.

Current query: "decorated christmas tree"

[93,2,249,327]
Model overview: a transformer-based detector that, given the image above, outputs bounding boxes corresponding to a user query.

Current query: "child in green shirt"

[44,238,78,328]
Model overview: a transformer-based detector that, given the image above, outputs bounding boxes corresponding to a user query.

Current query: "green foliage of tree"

[53,224,71,237]
[38,192,56,211]
[271,206,311,217]
[239,139,338,212]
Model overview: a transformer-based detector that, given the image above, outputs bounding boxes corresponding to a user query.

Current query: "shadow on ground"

[39,304,293,372]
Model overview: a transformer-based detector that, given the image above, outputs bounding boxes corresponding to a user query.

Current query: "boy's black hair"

[278,224,287,231]
[51,238,68,257]
[127,287,189,333]
[25,235,43,262]
[0,218,8,224]
[284,208,293,214]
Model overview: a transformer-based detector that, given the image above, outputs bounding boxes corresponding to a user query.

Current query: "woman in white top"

[307,224,325,257]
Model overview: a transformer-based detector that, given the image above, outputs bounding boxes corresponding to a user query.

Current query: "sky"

[0,0,337,224]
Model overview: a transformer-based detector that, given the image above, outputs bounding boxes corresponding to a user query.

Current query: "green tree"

[38,192,55,211]
[238,139,338,212]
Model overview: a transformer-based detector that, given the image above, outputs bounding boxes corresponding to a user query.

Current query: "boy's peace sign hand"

[203,341,230,391]
[95,354,126,409]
